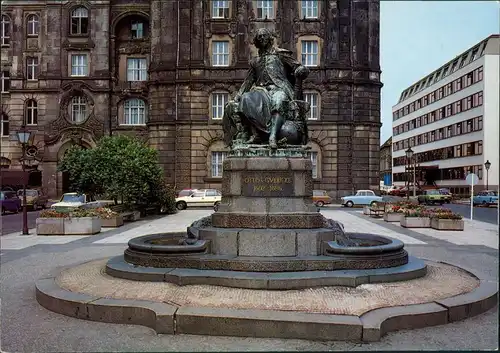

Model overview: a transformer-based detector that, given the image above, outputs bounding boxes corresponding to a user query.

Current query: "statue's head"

[253,28,274,50]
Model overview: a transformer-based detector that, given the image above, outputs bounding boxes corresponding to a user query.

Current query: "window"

[309,151,318,178]
[211,92,229,120]
[123,98,146,125]
[71,96,87,123]
[301,40,318,67]
[1,71,9,92]
[1,113,8,136]
[212,0,230,19]
[131,20,144,39]
[27,14,39,36]
[70,7,89,35]
[301,0,319,19]
[71,54,88,76]
[127,58,147,81]
[256,0,274,19]
[470,48,479,62]
[25,100,38,125]
[212,41,229,67]
[211,151,226,177]
[1,15,10,46]
[304,92,319,120]
[26,57,39,80]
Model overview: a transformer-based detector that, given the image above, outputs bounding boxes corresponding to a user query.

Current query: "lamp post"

[17,126,32,235]
[405,147,414,200]
[484,160,491,190]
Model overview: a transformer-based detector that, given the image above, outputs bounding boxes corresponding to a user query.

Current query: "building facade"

[379,136,391,186]
[391,35,499,195]
[1,0,382,200]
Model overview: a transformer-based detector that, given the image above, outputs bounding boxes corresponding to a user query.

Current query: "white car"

[175,189,222,210]
[341,190,384,208]
[51,193,101,212]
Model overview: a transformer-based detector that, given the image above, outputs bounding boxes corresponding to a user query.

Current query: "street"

[0,209,42,235]
[443,204,498,225]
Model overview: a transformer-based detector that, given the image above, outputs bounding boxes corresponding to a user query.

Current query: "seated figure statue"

[223,28,311,149]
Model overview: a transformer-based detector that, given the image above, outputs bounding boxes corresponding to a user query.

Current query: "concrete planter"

[101,215,124,228]
[363,206,371,215]
[400,216,431,228]
[36,218,65,235]
[384,212,403,222]
[431,218,464,231]
[64,217,101,235]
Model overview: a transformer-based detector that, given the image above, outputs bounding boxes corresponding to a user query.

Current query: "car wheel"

[316,201,325,207]
[345,201,354,208]
[482,201,487,207]
[176,201,187,210]
[214,202,220,212]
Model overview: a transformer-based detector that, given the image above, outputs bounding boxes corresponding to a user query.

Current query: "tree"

[58,135,176,212]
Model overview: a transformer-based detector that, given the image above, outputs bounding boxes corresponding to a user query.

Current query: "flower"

[94,207,119,219]
[39,210,69,218]
[431,211,463,220]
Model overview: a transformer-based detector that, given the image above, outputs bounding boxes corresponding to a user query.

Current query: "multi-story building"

[1,0,382,199]
[379,136,391,187]
[391,35,499,195]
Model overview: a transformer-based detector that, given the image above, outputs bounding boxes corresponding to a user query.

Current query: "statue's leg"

[268,92,288,149]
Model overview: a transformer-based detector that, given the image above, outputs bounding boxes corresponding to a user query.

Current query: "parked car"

[175,189,221,210]
[176,188,197,198]
[417,189,449,205]
[473,190,498,206]
[341,190,383,208]
[17,189,49,210]
[51,193,101,212]
[0,191,22,215]
[438,188,452,203]
[387,186,404,196]
[313,190,332,207]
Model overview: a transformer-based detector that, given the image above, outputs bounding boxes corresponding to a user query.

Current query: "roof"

[380,136,392,149]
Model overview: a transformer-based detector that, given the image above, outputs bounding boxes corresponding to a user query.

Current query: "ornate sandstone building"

[0,0,381,199]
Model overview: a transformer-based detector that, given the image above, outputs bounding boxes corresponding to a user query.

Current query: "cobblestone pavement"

[0,208,498,351]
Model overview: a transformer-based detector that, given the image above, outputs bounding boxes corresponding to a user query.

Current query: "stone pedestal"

[212,148,323,229]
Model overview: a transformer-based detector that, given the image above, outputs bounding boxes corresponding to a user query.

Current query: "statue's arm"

[236,61,256,98]
[280,53,310,79]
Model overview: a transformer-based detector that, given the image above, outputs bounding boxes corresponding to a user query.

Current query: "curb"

[35,262,498,342]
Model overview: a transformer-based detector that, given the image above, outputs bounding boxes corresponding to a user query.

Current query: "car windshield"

[18,190,38,197]
[61,194,85,203]
[428,190,439,195]
[179,190,195,197]
[489,191,498,196]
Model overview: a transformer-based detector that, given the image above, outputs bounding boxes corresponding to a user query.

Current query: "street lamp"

[17,126,32,235]
[484,160,491,190]
[405,147,414,200]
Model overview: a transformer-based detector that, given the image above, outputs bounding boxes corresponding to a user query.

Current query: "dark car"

[1,191,22,215]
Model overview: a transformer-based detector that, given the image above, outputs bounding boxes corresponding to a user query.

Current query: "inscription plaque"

[241,171,295,197]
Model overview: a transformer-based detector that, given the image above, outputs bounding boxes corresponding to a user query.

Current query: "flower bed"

[384,202,420,222]
[95,207,123,228]
[400,209,431,228]
[36,209,101,236]
[430,211,464,231]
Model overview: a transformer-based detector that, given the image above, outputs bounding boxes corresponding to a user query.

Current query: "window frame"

[211,91,229,120]
[309,151,318,179]
[130,20,144,39]
[211,0,230,19]
[126,57,148,81]
[256,0,275,19]
[26,57,39,81]
[123,98,147,125]
[301,0,319,19]
[211,151,226,178]
[70,54,88,77]
[304,91,319,120]
[1,71,10,93]
[301,40,319,67]
[70,96,87,123]
[25,100,38,125]
[211,40,230,67]
[1,14,11,46]
[0,113,9,137]
[70,6,89,36]
[26,14,40,36]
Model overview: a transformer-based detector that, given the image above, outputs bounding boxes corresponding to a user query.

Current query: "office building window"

[25,100,38,125]
[256,0,274,19]
[211,151,226,177]
[123,98,147,125]
[27,14,40,36]
[304,92,319,120]
[212,0,230,19]
[211,92,229,120]
[301,0,319,19]
[127,58,147,81]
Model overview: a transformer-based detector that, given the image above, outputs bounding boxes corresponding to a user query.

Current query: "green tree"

[58,135,176,213]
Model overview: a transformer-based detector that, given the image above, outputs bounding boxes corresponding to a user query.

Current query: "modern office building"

[0,0,382,199]
[391,34,499,194]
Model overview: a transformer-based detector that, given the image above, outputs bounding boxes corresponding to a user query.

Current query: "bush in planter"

[94,207,119,219]
[431,211,463,220]
[39,210,68,218]
[69,208,100,218]
[403,209,432,218]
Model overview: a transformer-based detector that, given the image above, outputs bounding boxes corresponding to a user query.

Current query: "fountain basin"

[127,233,209,254]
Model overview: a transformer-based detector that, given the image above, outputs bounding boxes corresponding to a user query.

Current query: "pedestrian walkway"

[94,209,211,244]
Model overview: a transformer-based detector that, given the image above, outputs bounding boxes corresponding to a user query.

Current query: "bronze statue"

[223,28,311,149]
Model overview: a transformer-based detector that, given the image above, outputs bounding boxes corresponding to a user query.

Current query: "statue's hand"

[233,94,241,103]
[294,66,309,79]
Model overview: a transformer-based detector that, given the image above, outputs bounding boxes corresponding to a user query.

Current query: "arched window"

[1,113,9,136]
[25,100,38,125]
[27,14,40,36]
[123,98,147,125]
[70,7,89,35]
[1,15,10,46]
[71,96,87,123]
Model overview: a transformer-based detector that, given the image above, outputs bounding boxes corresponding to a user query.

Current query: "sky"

[379,0,500,144]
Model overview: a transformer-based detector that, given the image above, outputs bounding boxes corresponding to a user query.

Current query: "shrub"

[70,208,100,218]
[39,210,68,218]
[94,207,119,219]
[431,211,463,220]
[403,209,431,218]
